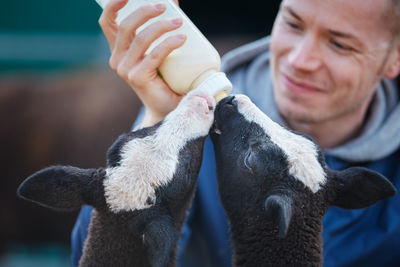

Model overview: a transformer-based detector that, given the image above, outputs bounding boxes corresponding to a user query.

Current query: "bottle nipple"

[194,72,232,102]
[214,90,229,102]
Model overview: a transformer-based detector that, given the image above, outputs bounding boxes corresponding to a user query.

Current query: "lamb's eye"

[244,149,255,174]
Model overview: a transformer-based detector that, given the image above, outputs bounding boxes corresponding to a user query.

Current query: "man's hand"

[99,0,185,127]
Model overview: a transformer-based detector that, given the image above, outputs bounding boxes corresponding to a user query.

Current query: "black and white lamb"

[211,94,396,267]
[17,88,216,267]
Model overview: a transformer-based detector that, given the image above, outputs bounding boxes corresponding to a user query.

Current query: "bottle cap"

[196,72,232,101]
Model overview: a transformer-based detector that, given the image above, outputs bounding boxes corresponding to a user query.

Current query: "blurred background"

[0,0,280,266]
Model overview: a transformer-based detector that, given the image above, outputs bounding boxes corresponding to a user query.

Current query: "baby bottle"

[95,0,232,101]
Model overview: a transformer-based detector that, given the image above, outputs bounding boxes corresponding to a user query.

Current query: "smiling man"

[71,0,400,266]
[270,0,400,150]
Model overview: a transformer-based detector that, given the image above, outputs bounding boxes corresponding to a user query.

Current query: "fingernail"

[154,3,165,10]
[176,34,186,40]
[171,18,182,25]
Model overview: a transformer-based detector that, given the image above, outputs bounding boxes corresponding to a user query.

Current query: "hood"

[221,36,400,162]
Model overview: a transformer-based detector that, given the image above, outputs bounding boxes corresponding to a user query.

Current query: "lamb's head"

[211,94,396,238]
[103,88,215,212]
[17,88,215,213]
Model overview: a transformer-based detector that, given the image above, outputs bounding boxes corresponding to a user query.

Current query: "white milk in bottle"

[95,0,232,101]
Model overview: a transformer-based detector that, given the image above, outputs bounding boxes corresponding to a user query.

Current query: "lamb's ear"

[17,166,104,211]
[264,194,293,238]
[331,167,396,209]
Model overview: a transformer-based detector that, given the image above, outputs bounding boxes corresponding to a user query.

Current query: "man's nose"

[288,36,322,72]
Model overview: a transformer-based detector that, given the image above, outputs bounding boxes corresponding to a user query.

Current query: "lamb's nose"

[224,95,237,107]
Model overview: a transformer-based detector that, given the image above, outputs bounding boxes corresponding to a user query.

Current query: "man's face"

[270,0,397,124]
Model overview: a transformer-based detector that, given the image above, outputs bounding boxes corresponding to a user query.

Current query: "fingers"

[111,3,166,62]
[122,34,186,90]
[99,0,128,50]
[132,17,183,57]
[140,34,187,72]
[118,17,183,70]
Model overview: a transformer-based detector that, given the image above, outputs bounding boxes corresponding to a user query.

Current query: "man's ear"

[330,167,396,209]
[17,166,105,211]
[384,42,400,79]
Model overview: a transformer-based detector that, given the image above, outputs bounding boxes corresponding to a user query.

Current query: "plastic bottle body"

[96,0,231,97]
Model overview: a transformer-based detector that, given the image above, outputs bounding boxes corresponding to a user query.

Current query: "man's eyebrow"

[328,30,355,39]
[328,29,363,49]
[283,6,303,22]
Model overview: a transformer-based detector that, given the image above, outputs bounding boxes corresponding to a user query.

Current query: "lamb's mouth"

[211,120,222,135]
[189,93,215,113]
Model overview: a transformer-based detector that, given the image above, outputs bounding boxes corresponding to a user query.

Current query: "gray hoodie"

[221,36,400,162]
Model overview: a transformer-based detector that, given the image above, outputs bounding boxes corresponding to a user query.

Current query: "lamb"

[17,88,216,267]
[211,94,396,267]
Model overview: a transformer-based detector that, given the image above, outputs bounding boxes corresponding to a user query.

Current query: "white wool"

[236,94,326,193]
[103,90,214,212]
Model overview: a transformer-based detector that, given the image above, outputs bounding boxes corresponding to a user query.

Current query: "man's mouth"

[282,73,324,94]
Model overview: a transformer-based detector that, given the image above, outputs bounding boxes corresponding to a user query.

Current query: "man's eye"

[331,40,352,51]
[282,17,301,31]
[286,20,300,30]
